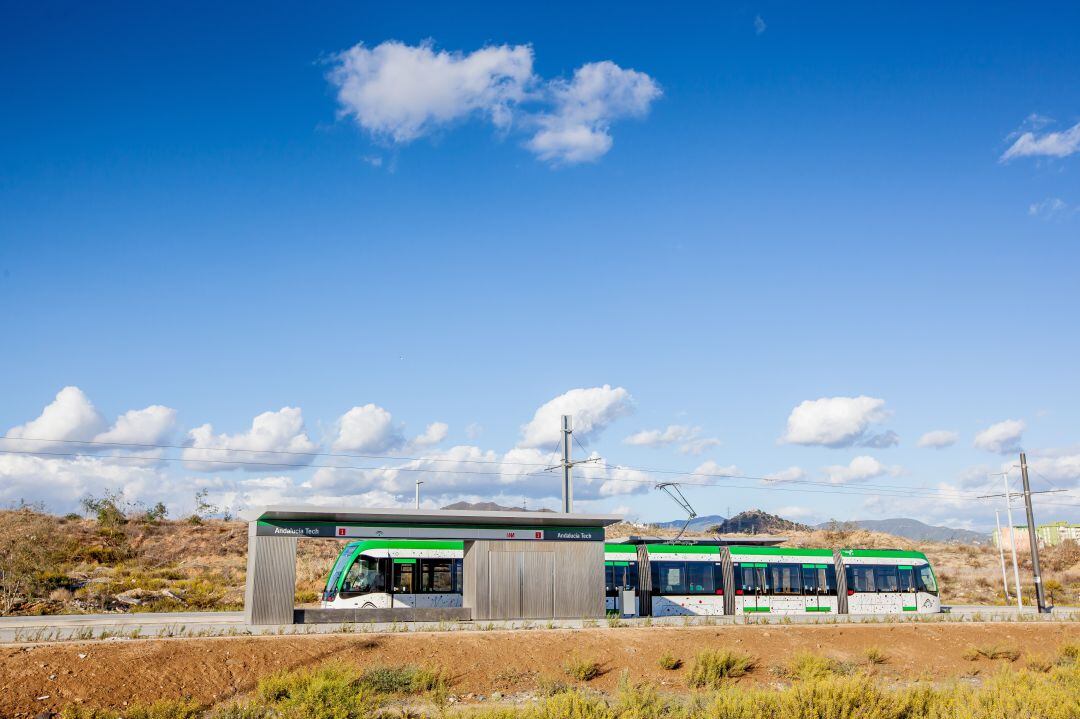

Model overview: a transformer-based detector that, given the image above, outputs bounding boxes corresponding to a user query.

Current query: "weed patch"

[687,649,755,688]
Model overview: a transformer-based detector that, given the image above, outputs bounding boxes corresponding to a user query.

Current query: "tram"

[322,539,940,615]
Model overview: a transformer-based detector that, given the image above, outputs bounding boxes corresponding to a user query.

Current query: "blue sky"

[2,2,1079,529]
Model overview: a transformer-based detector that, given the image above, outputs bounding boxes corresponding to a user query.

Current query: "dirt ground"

[2,623,1079,716]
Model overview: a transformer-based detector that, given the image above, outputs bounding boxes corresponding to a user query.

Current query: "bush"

[864,646,888,665]
[657,652,682,670]
[358,664,445,694]
[688,649,754,688]
[963,645,1021,662]
[781,652,843,681]
[60,700,203,719]
[81,491,129,528]
[563,655,602,681]
[257,663,379,719]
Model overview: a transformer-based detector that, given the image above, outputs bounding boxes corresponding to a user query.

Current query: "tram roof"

[256,505,622,529]
[607,535,787,547]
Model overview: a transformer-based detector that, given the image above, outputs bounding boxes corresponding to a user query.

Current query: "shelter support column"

[243,521,298,625]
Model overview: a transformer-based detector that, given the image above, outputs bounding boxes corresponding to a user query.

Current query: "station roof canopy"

[254,505,622,541]
[607,535,788,547]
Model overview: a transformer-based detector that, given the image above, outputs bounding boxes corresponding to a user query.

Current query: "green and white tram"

[322,540,939,616]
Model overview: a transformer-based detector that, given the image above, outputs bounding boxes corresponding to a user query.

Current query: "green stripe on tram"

[805,606,831,612]
[902,606,918,612]
[605,561,630,567]
[743,606,772,613]
[393,557,417,564]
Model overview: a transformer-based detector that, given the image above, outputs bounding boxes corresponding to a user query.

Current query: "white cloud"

[692,461,740,476]
[1027,454,1080,487]
[973,419,1025,454]
[754,15,767,35]
[4,386,106,451]
[764,466,806,483]
[1028,197,1074,220]
[95,405,177,446]
[182,407,317,471]
[330,41,660,166]
[331,404,404,454]
[410,422,449,448]
[917,430,958,449]
[519,385,634,448]
[622,424,720,454]
[465,422,484,440]
[821,456,902,484]
[1001,120,1080,162]
[330,41,534,143]
[526,61,661,165]
[780,396,891,448]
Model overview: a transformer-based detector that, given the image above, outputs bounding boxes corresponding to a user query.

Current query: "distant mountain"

[441,501,553,513]
[815,518,987,544]
[649,514,728,533]
[715,509,810,534]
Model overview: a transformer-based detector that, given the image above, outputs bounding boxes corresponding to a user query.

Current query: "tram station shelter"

[244,505,622,625]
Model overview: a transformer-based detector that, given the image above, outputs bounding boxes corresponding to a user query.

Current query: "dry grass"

[687,649,755,687]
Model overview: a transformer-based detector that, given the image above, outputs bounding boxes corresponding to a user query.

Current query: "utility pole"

[994,509,1011,603]
[1001,471,1024,610]
[1020,452,1049,613]
[415,479,423,509]
[561,415,573,513]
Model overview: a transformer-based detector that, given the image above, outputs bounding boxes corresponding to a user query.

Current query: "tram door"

[735,563,770,614]
[898,565,917,613]
[391,558,416,608]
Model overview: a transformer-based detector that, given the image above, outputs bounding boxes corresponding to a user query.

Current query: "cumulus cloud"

[4,386,106,450]
[1027,453,1080,487]
[821,456,902,484]
[519,385,634,448]
[329,41,660,165]
[331,404,404,453]
[764,466,807,483]
[692,460,740,477]
[525,61,662,165]
[780,396,892,448]
[623,424,720,454]
[410,422,449,448]
[3,387,177,458]
[182,407,317,471]
[917,430,958,449]
[973,419,1025,454]
[1001,119,1080,162]
[330,41,534,143]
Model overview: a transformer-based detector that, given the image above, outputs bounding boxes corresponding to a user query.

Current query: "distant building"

[993,522,1080,550]
[1035,521,1080,547]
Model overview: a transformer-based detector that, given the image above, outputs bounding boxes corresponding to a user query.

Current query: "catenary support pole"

[561,414,573,513]
[994,509,1011,602]
[415,480,422,509]
[1020,452,1049,613]
[1002,472,1024,610]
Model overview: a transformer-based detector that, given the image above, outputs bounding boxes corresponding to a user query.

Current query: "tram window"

[605,566,615,597]
[802,565,837,595]
[651,562,686,594]
[392,561,415,593]
[847,565,876,593]
[735,563,767,594]
[898,567,916,593]
[341,556,385,596]
[453,559,463,593]
[685,562,715,594]
[627,563,639,591]
[917,565,938,594]
[874,566,899,592]
[418,558,453,593]
[606,563,638,597]
[769,564,802,595]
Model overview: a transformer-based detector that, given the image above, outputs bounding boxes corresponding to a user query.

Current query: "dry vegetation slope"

[2,508,1079,616]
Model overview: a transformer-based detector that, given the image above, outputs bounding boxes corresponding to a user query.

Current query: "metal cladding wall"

[464,540,605,620]
[243,524,297,625]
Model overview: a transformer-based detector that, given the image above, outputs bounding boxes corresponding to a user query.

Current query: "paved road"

[1,606,1075,644]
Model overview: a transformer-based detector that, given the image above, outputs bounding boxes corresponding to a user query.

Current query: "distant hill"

[649,514,727,533]
[815,518,987,544]
[440,501,553,513]
[714,509,810,534]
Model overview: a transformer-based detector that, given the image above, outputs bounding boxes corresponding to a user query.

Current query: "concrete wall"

[464,540,604,620]
[243,523,298,625]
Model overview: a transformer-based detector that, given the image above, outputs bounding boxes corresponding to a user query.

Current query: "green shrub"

[687,649,755,688]
[358,664,445,694]
[781,652,842,681]
[257,663,379,718]
[1058,642,1080,665]
[864,646,888,665]
[563,655,602,681]
[657,652,682,670]
[60,700,203,719]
